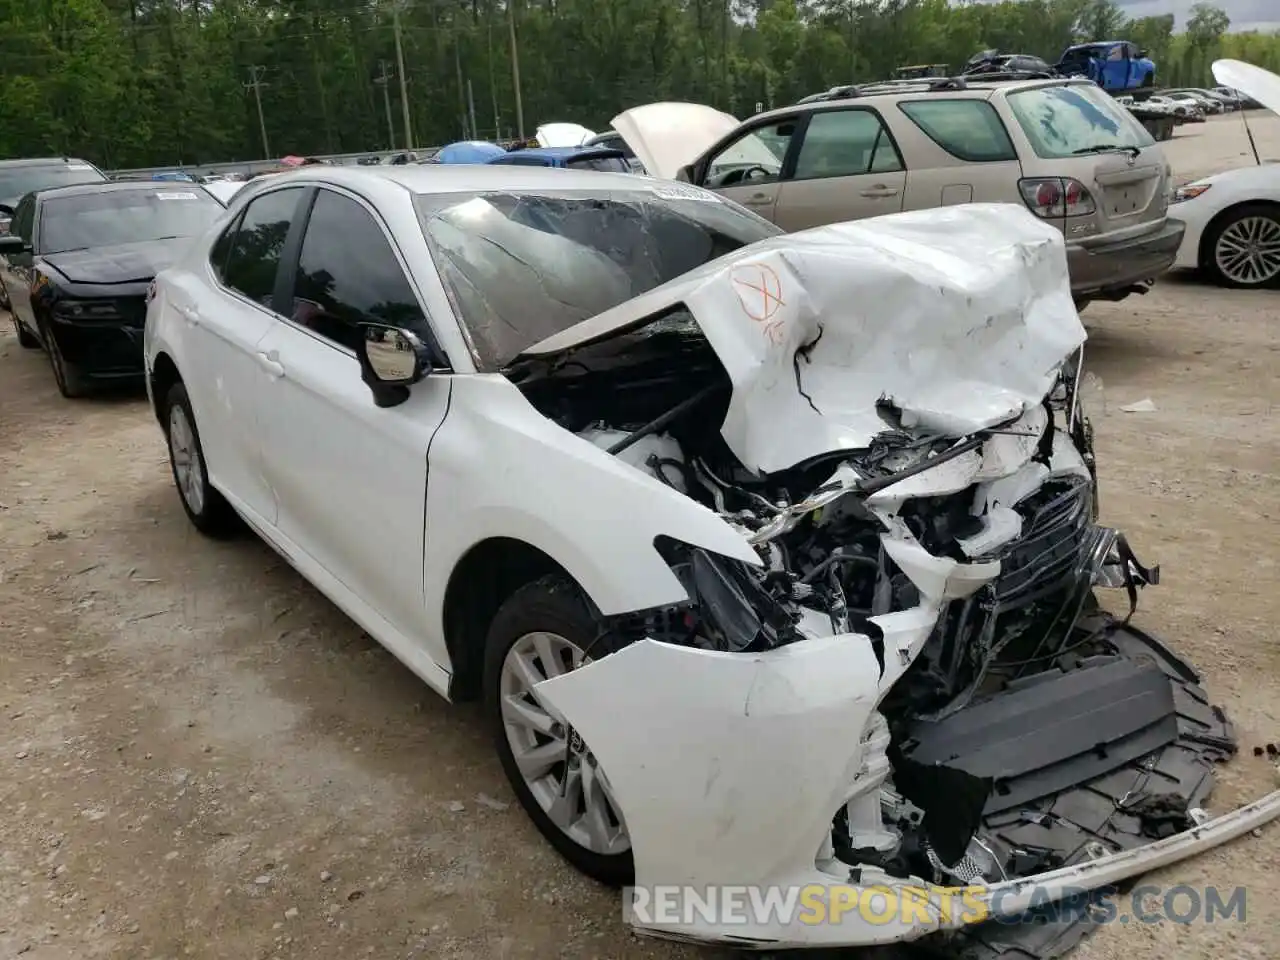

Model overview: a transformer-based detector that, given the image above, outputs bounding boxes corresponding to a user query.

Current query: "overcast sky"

[1114,0,1278,31]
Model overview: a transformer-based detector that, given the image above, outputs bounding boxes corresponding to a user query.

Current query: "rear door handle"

[176,304,201,326]
[860,185,900,198]
[256,351,285,378]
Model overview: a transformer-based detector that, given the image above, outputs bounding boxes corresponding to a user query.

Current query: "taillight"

[145,281,157,304]
[1018,177,1096,218]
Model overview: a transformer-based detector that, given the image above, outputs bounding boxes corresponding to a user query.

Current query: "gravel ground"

[0,113,1277,960]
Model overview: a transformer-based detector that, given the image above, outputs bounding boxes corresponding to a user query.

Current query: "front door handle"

[742,192,773,206]
[860,185,900,198]
[256,351,285,378]
[177,304,201,326]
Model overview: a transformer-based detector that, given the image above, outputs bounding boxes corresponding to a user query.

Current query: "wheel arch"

[150,351,183,424]
[442,536,577,703]
[1197,198,1280,270]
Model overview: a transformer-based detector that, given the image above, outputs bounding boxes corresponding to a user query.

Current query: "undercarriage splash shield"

[908,622,1239,960]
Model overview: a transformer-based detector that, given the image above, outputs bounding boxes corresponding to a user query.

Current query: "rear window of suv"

[898,100,1017,162]
[1006,84,1154,159]
[0,162,105,203]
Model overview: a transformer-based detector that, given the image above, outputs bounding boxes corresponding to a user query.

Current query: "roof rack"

[794,70,1061,105]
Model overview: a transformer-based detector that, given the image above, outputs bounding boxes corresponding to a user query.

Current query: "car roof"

[0,157,98,169]
[33,180,214,201]
[244,163,648,196]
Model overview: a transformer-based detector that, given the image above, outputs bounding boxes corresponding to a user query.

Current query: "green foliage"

[0,0,1270,168]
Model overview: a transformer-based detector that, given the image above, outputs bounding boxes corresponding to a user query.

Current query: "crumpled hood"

[526,202,1086,474]
[43,238,183,285]
[1213,58,1280,116]
[610,102,742,180]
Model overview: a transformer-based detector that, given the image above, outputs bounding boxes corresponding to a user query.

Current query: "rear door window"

[791,109,903,181]
[1006,84,1154,159]
[899,100,1017,162]
[221,187,305,310]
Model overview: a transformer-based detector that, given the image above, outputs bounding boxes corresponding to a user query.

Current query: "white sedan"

[1172,164,1280,287]
[143,165,1276,950]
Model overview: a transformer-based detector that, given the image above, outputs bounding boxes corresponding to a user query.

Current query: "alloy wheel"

[498,631,630,856]
[168,404,206,515]
[1214,215,1280,286]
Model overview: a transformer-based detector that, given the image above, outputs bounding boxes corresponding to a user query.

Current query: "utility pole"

[374,60,396,150]
[391,0,413,149]
[245,65,271,160]
[467,79,478,143]
[508,0,525,140]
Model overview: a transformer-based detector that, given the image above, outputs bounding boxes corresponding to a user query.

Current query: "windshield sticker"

[650,183,721,203]
[156,192,199,200]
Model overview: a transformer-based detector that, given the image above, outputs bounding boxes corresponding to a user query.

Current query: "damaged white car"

[143,165,1280,957]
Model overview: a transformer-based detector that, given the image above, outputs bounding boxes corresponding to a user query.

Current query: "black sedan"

[0,181,225,397]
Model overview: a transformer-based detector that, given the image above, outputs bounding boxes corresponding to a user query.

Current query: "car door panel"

[172,272,280,524]
[699,116,800,225]
[253,323,448,644]
[182,186,309,526]
[772,108,907,232]
[4,197,37,334]
[252,186,450,653]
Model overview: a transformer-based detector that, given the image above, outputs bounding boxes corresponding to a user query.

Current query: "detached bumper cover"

[536,615,1277,950]
[1066,218,1185,297]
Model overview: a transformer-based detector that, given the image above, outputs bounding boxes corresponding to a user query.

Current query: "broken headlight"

[653,536,802,652]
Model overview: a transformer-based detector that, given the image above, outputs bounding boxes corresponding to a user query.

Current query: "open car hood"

[610,102,742,180]
[523,202,1086,474]
[1213,58,1280,116]
[535,123,597,148]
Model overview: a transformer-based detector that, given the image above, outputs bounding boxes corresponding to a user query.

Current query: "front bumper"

[48,311,146,377]
[532,408,1274,951]
[1066,218,1185,299]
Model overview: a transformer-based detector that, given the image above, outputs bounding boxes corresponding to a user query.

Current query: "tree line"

[0,0,1274,169]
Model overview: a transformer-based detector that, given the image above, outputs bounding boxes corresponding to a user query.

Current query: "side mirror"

[0,235,30,255]
[356,322,432,408]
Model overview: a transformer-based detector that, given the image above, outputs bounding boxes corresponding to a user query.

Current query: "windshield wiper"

[1072,144,1141,158]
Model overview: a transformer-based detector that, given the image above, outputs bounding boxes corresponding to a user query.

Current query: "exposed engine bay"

[508,311,1239,959]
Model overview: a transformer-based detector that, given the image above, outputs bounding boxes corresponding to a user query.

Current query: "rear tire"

[483,575,635,887]
[13,315,38,349]
[1201,204,1280,289]
[163,382,240,538]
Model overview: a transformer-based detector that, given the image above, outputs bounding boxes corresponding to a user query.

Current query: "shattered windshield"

[414,187,780,369]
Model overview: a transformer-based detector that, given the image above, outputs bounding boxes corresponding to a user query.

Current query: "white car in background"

[142,164,1277,953]
[1172,59,1280,287]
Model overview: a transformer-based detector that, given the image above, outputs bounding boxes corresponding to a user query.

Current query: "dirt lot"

[1,113,1278,960]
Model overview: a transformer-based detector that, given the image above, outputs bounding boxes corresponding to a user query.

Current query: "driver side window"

[703,119,797,189]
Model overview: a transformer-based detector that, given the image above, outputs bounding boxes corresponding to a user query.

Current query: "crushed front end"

[512,207,1280,954]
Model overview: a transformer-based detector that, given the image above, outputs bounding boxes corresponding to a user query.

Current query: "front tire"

[163,382,239,538]
[13,315,38,349]
[41,321,87,398]
[483,575,634,887]
[1202,204,1280,289]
